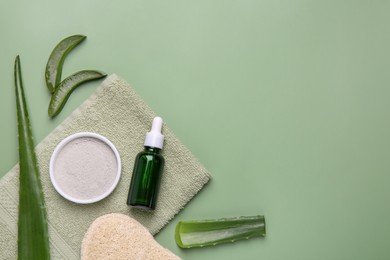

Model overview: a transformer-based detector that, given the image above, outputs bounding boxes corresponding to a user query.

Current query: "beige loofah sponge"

[81,213,181,260]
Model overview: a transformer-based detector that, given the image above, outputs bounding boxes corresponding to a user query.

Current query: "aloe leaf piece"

[45,34,86,93]
[15,56,50,259]
[48,70,107,118]
[175,215,265,248]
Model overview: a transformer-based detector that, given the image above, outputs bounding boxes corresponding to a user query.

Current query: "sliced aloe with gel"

[175,215,266,248]
[45,34,86,93]
[48,70,107,117]
[45,34,107,118]
[14,56,50,259]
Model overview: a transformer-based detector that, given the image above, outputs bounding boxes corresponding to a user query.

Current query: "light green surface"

[1,1,389,259]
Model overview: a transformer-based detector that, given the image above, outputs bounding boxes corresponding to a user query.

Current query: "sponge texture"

[81,214,180,260]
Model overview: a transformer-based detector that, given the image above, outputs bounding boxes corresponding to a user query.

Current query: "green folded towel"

[0,74,211,259]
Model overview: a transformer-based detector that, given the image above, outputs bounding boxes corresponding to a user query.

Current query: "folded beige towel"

[0,74,211,259]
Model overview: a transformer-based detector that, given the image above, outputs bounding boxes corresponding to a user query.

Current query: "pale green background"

[1,0,390,259]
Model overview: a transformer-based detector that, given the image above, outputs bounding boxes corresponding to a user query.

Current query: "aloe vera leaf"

[48,70,106,118]
[15,56,50,259]
[175,215,265,248]
[45,34,86,93]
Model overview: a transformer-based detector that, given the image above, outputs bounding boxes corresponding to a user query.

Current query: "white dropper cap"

[144,116,164,149]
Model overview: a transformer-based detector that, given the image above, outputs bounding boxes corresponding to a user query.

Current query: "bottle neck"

[144,146,161,154]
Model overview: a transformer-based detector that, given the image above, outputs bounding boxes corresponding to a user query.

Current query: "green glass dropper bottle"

[127,116,165,210]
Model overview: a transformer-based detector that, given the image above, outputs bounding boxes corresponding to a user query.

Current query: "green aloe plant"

[45,34,106,118]
[45,34,86,93]
[175,215,266,248]
[14,56,50,259]
[48,70,106,117]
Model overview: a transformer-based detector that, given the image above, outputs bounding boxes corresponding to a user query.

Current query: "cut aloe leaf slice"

[175,215,266,248]
[48,70,106,117]
[15,56,50,259]
[45,34,86,93]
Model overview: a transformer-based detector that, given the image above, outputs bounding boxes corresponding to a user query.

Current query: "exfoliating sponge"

[81,213,180,260]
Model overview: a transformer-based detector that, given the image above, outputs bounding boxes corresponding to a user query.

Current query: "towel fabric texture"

[0,74,211,259]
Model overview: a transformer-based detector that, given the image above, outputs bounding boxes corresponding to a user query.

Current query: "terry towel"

[0,74,211,259]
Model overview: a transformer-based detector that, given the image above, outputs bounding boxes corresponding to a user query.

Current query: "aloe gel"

[127,117,165,210]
